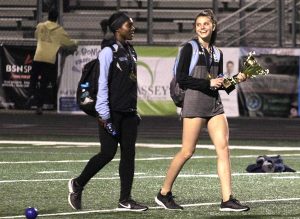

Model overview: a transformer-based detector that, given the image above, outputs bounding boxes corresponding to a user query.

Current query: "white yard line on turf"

[0,140,300,151]
[0,160,89,164]
[37,171,69,174]
[273,176,300,179]
[0,172,299,183]
[1,154,300,164]
[1,197,300,218]
[0,140,99,146]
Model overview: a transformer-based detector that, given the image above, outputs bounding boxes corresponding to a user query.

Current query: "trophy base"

[223,84,235,94]
[222,79,236,94]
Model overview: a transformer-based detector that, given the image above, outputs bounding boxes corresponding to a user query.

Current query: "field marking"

[273,176,300,179]
[1,197,300,218]
[37,171,70,174]
[0,172,299,183]
[1,154,300,164]
[0,160,89,164]
[0,140,300,151]
[0,140,99,146]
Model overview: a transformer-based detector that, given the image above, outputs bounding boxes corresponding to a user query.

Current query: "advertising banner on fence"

[0,45,34,109]
[57,45,101,113]
[238,48,300,118]
[57,46,177,115]
[57,46,300,118]
[0,46,31,109]
[219,48,240,117]
[137,57,176,115]
[57,46,241,116]
[0,45,57,110]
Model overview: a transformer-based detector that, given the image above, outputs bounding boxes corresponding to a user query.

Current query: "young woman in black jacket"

[68,12,148,212]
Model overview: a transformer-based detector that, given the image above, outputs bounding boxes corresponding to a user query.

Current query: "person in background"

[155,9,250,212]
[27,8,78,115]
[224,60,234,78]
[68,12,148,212]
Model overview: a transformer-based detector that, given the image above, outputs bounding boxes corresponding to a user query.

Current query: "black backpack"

[76,46,116,117]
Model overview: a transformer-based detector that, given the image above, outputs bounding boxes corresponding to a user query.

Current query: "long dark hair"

[194,9,218,45]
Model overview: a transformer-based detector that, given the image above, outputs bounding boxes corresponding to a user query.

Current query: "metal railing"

[217,0,300,47]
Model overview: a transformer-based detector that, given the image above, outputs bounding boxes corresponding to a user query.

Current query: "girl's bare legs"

[207,114,231,201]
[161,117,207,195]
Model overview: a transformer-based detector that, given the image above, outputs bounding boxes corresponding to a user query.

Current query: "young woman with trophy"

[155,9,253,211]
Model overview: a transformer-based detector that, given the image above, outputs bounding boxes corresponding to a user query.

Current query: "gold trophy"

[222,51,269,94]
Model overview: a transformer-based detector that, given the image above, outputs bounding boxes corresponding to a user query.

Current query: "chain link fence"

[0,0,299,47]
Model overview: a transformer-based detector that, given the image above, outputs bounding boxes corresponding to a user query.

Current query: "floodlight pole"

[36,0,43,24]
[277,0,283,47]
[212,0,218,18]
[57,0,63,25]
[147,0,153,44]
[116,0,121,11]
[239,0,246,46]
[291,0,296,47]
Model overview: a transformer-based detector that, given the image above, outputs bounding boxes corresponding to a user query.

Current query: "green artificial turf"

[0,141,299,218]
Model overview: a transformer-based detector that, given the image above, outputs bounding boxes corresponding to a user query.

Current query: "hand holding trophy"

[222,51,269,94]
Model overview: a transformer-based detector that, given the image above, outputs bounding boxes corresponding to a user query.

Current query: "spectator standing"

[27,8,78,114]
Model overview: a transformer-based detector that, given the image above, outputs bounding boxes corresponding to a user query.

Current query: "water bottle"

[105,122,118,137]
[217,73,224,78]
[80,82,90,90]
[80,82,90,104]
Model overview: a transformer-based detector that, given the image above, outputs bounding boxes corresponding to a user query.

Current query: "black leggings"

[76,111,138,201]
[29,61,57,108]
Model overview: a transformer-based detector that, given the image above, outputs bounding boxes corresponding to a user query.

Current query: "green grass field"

[0,140,299,219]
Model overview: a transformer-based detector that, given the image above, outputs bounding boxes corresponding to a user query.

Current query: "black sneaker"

[155,190,183,210]
[116,198,148,211]
[68,178,83,210]
[220,195,250,212]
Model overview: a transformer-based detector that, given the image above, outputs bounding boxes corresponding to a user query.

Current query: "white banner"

[57,46,178,115]
[57,46,100,113]
[219,47,240,117]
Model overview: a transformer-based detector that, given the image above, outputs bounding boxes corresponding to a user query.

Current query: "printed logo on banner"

[137,60,155,99]
[5,53,33,80]
[137,59,172,101]
[246,94,262,112]
[136,57,176,115]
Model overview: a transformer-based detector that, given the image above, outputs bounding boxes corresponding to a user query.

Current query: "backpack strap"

[106,44,118,83]
[187,39,199,76]
[109,44,118,58]
[173,39,199,77]
[211,45,221,63]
